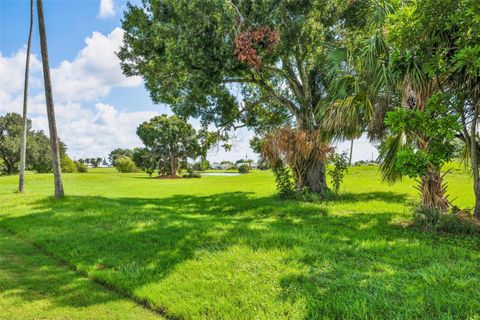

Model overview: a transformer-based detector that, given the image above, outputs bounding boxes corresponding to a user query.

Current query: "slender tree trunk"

[348,138,353,166]
[470,102,480,218]
[19,0,34,193]
[37,0,64,198]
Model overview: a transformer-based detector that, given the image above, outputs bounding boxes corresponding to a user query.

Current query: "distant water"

[201,172,242,176]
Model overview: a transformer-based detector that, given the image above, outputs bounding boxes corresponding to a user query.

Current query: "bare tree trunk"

[19,0,34,193]
[470,102,480,218]
[37,0,64,198]
[348,138,353,166]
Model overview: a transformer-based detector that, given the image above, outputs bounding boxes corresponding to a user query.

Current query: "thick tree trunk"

[420,166,448,212]
[295,112,329,197]
[37,0,64,198]
[302,158,328,196]
[170,157,176,176]
[19,0,34,193]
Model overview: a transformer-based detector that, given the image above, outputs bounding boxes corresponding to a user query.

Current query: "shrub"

[272,160,295,199]
[61,155,77,173]
[238,164,250,173]
[115,156,138,173]
[257,160,270,170]
[193,160,210,171]
[295,187,317,202]
[183,166,201,178]
[413,205,479,235]
[75,161,88,173]
[328,152,348,193]
[0,159,6,175]
[413,206,442,231]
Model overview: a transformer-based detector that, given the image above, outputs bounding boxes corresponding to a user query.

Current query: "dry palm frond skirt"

[262,127,334,190]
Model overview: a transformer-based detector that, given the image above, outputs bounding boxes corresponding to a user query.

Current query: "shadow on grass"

[328,191,410,204]
[0,229,155,317]
[1,191,478,318]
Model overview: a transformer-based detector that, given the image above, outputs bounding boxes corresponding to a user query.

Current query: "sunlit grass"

[0,165,479,319]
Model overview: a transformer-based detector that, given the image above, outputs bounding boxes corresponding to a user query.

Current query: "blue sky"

[0,0,378,162]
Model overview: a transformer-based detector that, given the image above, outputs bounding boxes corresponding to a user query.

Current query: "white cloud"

[32,102,158,159]
[98,0,115,18]
[51,28,141,102]
[0,48,43,115]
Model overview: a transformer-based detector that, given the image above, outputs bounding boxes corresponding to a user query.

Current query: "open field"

[1,166,479,319]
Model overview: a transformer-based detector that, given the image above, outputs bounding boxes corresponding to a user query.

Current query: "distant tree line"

[77,157,107,168]
[0,113,73,175]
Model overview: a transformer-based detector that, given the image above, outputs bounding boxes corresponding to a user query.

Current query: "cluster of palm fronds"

[261,128,333,189]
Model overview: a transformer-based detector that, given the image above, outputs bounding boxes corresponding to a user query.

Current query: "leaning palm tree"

[37,0,64,198]
[18,0,34,193]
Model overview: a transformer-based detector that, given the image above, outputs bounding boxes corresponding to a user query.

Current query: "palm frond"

[378,131,409,183]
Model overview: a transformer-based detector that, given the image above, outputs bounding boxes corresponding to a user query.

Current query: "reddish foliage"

[234,27,279,66]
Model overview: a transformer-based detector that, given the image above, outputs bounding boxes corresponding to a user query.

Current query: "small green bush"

[272,160,295,199]
[413,206,442,230]
[413,206,478,235]
[115,156,138,173]
[183,166,201,178]
[193,160,210,171]
[328,152,348,193]
[295,187,317,203]
[0,159,6,175]
[61,156,77,173]
[75,161,88,173]
[437,214,478,235]
[238,164,250,173]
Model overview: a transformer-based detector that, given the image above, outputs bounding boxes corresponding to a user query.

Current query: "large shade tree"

[119,0,359,195]
[137,115,200,176]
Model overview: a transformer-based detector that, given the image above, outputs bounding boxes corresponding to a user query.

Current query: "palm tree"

[325,1,450,212]
[37,0,64,198]
[18,0,34,193]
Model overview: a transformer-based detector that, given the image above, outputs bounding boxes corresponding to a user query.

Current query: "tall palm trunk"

[18,0,34,193]
[348,138,354,166]
[470,101,480,218]
[37,0,64,198]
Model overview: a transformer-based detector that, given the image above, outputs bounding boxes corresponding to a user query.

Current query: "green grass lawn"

[1,166,479,319]
[0,228,163,320]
